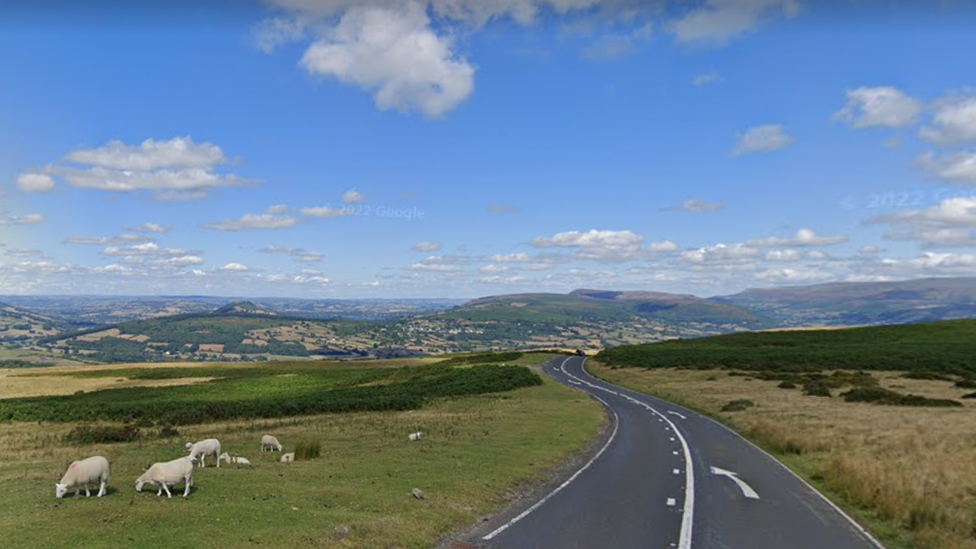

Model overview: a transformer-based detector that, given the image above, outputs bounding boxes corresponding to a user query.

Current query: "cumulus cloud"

[66,234,152,246]
[342,188,366,204]
[746,228,849,248]
[755,267,833,283]
[679,243,758,265]
[490,252,532,262]
[531,229,674,262]
[413,241,442,252]
[101,242,189,257]
[480,264,510,273]
[834,86,922,129]
[299,3,475,117]
[732,124,794,156]
[916,151,976,186]
[28,136,256,200]
[867,197,976,247]
[920,92,976,144]
[670,0,800,44]
[16,173,55,193]
[219,262,250,271]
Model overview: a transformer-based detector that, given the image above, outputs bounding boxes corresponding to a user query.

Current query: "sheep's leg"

[215,452,219,468]
[97,480,106,497]
[162,483,172,498]
[84,486,91,497]
[182,476,191,497]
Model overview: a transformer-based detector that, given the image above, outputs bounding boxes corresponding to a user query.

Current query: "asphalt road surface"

[470,356,886,549]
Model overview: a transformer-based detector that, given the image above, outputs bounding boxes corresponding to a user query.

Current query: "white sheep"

[55,456,110,499]
[261,435,282,452]
[135,456,195,498]
[185,438,221,468]
[408,432,423,441]
[218,452,251,466]
[280,452,295,463]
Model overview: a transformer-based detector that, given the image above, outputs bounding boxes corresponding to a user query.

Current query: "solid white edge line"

[566,358,696,549]
[581,360,888,549]
[481,358,620,542]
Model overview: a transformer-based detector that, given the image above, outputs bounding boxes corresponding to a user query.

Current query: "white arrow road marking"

[667,410,688,420]
[710,467,760,500]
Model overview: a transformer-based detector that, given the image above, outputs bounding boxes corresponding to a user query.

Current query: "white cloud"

[480,264,510,274]
[732,124,794,156]
[161,256,206,266]
[205,213,299,231]
[764,249,801,262]
[267,204,289,214]
[0,212,44,226]
[755,267,833,283]
[220,263,250,271]
[4,248,49,259]
[27,137,256,200]
[253,16,306,53]
[491,252,532,262]
[299,2,475,117]
[867,197,976,247]
[128,223,168,234]
[411,262,462,272]
[916,151,976,185]
[670,0,800,44]
[679,243,758,265]
[64,136,225,171]
[342,188,365,204]
[835,86,922,129]
[413,241,442,252]
[531,229,676,262]
[16,173,55,193]
[692,71,722,87]
[747,228,849,247]
[920,92,976,144]
[300,206,355,218]
[66,234,152,246]
[878,252,976,275]
[101,242,189,257]
[259,246,325,263]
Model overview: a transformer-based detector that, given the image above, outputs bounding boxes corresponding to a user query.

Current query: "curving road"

[463,356,886,549]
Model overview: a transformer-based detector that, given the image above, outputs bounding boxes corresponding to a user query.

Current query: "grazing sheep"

[55,456,110,499]
[408,432,423,441]
[280,452,295,463]
[135,456,195,498]
[218,452,251,466]
[185,438,221,468]
[261,435,282,452]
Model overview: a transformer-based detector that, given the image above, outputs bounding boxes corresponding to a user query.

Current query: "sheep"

[280,452,295,463]
[408,432,423,441]
[184,438,221,468]
[261,435,282,452]
[218,452,251,466]
[55,456,110,499]
[135,456,195,498]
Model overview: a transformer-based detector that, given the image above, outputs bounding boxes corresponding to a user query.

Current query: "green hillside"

[596,319,976,373]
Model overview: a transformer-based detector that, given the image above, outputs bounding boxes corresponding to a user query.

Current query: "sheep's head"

[184,442,193,452]
[55,483,67,499]
[135,479,146,492]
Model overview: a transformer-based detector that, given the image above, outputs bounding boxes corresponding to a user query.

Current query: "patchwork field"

[0,354,605,549]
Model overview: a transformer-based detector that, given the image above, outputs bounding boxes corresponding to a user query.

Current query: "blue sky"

[1,0,976,298]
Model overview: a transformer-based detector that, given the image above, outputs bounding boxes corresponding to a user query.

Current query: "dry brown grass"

[589,363,976,549]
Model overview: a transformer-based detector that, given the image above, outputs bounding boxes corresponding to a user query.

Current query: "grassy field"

[588,362,976,549]
[0,354,604,549]
[596,319,976,373]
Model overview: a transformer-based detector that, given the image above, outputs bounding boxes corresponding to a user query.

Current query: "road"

[469,356,886,549]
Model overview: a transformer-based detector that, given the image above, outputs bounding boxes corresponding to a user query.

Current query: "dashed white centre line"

[667,498,676,506]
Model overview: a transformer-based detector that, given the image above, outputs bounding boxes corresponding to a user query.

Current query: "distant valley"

[2,277,975,365]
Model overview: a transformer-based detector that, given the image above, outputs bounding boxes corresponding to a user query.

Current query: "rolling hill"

[714,277,976,326]
[0,302,62,342]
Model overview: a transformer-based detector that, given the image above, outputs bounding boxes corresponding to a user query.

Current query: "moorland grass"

[0,355,604,549]
[596,319,976,374]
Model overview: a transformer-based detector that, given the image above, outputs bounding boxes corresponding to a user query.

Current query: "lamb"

[218,452,251,466]
[135,456,195,498]
[184,438,221,468]
[261,435,282,452]
[280,452,295,463]
[408,432,423,441]
[55,456,110,499]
